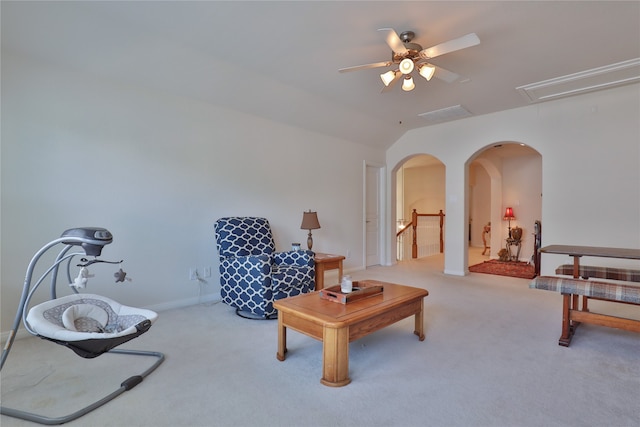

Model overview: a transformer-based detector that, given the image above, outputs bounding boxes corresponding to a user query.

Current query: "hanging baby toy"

[114,266,132,283]
[70,266,94,289]
[70,257,129,289]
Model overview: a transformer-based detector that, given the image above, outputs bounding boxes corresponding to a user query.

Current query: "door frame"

[363,161,386,267]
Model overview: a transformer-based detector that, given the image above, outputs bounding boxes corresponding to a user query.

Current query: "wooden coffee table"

[274,280,429,387]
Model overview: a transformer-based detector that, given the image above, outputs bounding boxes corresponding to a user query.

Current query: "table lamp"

[503,207,515,238]
[300,210,321,250]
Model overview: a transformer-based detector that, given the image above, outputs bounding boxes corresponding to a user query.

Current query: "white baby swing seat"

[0,227,164,425]
[27,293,158,358]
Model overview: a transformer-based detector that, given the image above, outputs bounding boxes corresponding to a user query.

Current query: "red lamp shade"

[503,207,515,220]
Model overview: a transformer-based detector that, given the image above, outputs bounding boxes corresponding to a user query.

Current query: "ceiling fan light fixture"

[399,58,414,75]
[380,70,397,86]
[419,64,436,81]
[402,76,415,91]
[339,28,481,94]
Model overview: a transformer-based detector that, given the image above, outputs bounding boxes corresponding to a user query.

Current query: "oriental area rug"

[469,259,536,279]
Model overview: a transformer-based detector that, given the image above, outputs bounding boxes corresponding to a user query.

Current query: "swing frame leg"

[1,349,164,425]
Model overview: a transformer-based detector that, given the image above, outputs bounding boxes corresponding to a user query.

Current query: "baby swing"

[1,227,164,425]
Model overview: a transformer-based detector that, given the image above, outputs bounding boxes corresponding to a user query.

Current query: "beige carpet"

[2,254,639,427]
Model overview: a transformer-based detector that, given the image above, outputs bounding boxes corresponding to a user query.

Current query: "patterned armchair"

[214,217,315,319]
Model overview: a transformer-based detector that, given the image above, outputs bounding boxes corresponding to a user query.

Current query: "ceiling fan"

[339,28,480,92]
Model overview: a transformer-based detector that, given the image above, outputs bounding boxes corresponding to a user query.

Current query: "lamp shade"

[380,70,397,86]
[503,207,515,220]
[418,63,435,81]
[300,211,321,230]
[402,76,415,91]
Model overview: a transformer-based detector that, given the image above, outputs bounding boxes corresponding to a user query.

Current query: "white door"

[366,165,381,266]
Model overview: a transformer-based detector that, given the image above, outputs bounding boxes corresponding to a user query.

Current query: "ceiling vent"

[418,104,472,124]
[516,58,640,103]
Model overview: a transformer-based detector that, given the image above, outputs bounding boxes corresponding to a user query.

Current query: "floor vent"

[516,58,640,103]
[418,105,472,124]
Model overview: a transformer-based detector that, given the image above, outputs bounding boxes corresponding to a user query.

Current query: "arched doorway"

[393,154,446,262]
[467,142,542,269]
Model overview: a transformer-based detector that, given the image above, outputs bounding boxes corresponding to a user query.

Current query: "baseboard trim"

[145,293,221,312]
[1,293,222,343]
[444,269,466,276]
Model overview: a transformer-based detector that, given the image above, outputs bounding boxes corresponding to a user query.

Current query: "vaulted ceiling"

[2,1,639,150]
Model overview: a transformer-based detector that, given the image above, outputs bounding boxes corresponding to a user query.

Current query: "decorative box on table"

[319,280,384,304]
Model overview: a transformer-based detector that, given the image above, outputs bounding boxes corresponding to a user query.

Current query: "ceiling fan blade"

[381,72,401,93]
[419,33,480,59]
[432,65,461,83]
[378,28,408,55]
[339,61,392,73]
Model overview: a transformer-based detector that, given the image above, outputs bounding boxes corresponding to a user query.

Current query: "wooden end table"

[274,280,429,387]
[314,253,345,290]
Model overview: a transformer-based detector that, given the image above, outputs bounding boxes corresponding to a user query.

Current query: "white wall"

[469,163,491,248]
[500,153,543,262]
[403,164,446,219]
[387,83,640,275]
[0,53,385,334]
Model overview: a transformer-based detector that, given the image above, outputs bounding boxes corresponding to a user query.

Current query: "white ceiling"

[2,1,639,150]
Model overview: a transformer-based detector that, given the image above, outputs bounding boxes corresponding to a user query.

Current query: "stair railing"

[396,209,445,260]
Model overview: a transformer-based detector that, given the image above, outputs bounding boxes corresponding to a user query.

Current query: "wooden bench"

[530,275,640,346]
[554,264,640,282]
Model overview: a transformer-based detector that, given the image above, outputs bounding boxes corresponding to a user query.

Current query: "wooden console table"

[540,245,640,276]
[314,253,345,291]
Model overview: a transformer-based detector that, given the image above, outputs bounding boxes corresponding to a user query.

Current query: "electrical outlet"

[203,266,211,278]
[189,268,198,280]
[346,249,351,258]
